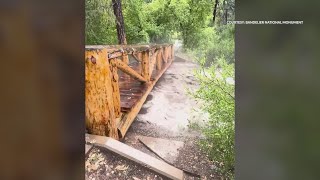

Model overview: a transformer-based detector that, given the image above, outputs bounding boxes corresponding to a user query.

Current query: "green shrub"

[192,57,235,179]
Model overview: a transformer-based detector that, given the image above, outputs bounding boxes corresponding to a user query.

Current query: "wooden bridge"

[85,44,174,139]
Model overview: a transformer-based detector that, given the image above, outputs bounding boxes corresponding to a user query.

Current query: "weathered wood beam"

[85,49,119,139]
[171,45,174,59]
[163,47,168,63]
[141,50,150,81]
[86,44,173,60]
[132,53,142,62]
[86,44,171,50]
[149,49,159,75]
[136,52,142,62]
[156,49,163,70]
[110,59,121,118]
[122,54,129,64]
[85,144,93,155]
[118,54,174,137]
[86,134,184,180]
[168,45,172,60]
[111,59,147,83]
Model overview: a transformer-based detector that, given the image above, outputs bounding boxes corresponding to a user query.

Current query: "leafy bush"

[192,57,235,178]
[186,25,235,66]
[85,0,118,44]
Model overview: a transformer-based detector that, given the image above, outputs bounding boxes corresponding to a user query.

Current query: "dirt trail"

[123,46,217,179]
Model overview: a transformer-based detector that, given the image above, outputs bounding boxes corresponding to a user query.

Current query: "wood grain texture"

[149,49,158,76]
[85,49,118,139]
[141,50,150,81]
[156,49,163,70]
[118,55,174,137]
[110,59,121,118]
[111,59,146,82]
[86,44,174,138]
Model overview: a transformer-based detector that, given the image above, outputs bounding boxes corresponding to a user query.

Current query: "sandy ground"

[85,45,219,179]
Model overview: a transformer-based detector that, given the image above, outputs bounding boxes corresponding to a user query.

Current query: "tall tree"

[213,0,219,24]
[112,0,127,44]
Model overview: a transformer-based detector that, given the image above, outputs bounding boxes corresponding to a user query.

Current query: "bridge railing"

[85,44,174,139]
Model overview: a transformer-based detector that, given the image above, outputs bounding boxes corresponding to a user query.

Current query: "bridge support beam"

[85,49,119,139]
[141,50,150,81]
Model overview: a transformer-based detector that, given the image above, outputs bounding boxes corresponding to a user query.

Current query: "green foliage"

[179,0,213,49]
[122,0,150,43]
[85,0,231,46]
[192,57,235,178]
[85,0,117,44]
[186,25,234,65]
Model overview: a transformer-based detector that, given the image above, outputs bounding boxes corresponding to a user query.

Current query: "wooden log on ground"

[85,144,93,155]
[86,134,184,180]
[110,59,121,118]
[111,59,147,83]
[85,49,119,139]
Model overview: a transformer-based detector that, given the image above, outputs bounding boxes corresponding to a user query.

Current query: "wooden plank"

[120,95,140,109]
[138,136,184,165]
[85,49,118,139]
[85,144,93,155]
[111,59,147,83]
[86,134,184,180]
[86,44,171,50]
[86,45,173,60]
[110,59,121,118]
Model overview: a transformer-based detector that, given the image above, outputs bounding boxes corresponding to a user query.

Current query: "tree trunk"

[112,0,127,45]
[213,0,219,24]
[225,8,228,24]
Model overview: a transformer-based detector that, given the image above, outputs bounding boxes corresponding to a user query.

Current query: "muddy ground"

[85,49,219,179]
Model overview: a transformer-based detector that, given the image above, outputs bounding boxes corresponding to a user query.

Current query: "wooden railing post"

[112,59,147,82]
[137,52,142,61]
[85,49,119,139]
[110,59,121,119]
[149,49,158,76]
[164,46,168,63]
[171,45,174,60]
[141,50,150,81]
[156,48,162,70]
[123,54,129,64]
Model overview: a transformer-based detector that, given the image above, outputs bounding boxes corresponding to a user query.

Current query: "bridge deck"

[119,61,160,112]
[85,44,174,139]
